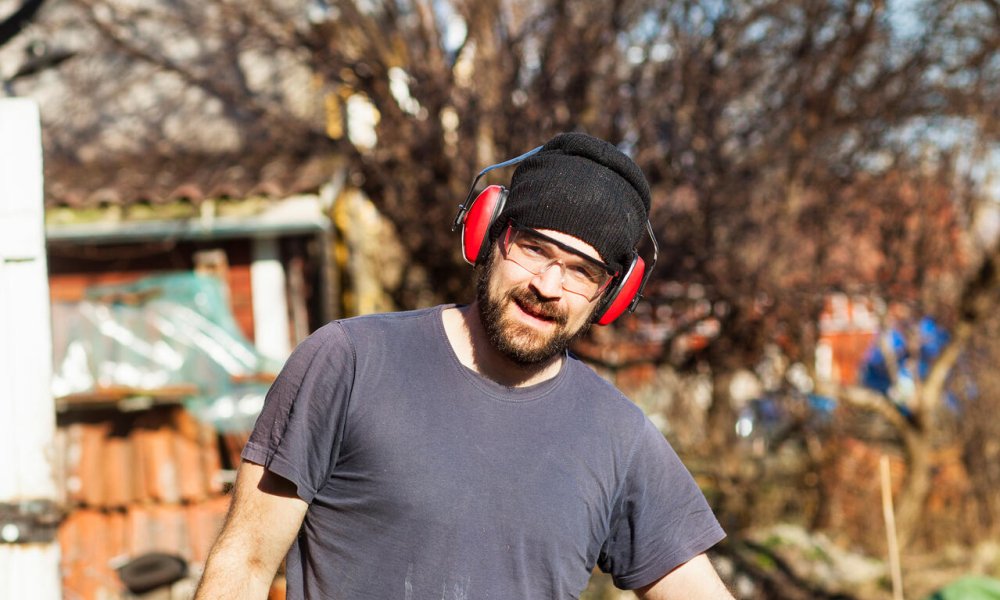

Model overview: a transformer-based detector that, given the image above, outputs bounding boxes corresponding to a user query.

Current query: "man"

[195,133,733,599]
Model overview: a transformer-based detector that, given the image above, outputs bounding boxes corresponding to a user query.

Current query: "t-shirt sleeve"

[598,418,726,590]
[241,321,355,503]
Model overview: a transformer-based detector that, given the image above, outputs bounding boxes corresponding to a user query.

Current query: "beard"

[475,252,592,366]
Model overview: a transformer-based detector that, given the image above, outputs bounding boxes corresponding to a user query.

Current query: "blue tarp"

[858,316,957,414]
[860,316,950,395]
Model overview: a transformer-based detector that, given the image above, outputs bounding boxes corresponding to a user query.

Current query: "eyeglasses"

[500,221,618,301]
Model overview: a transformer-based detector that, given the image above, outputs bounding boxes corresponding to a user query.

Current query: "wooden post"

[880,454,904,600]
[251,236,291,361]
[0,100,62,597]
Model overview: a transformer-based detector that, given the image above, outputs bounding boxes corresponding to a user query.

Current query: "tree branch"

[0,0,45,48]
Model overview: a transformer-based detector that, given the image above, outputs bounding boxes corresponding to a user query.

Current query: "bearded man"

[195,133,733,599]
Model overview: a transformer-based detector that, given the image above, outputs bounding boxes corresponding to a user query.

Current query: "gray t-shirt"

[243,306,724,599]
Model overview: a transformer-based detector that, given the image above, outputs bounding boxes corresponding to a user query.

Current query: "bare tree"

[0,0,45,47]
[12,0,1000,551]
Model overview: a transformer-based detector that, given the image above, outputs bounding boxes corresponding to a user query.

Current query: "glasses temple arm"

[629,221,659,310]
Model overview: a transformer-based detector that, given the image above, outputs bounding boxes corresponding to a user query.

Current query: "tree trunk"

[707,369,737,452]
[893,425,933,549]
[892,325,970,549]
[704,369,760,529]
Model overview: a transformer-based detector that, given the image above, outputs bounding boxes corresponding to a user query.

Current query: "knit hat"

[489,132,650,274]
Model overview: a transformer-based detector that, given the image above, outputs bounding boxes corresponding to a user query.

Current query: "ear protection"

[452,148,658,325]
[458,183,509,266]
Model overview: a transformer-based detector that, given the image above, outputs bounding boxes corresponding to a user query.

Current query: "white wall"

[0,99,61,599]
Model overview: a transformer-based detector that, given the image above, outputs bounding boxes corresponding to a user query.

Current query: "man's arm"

[194,460,308,600]
[635,553,735,600]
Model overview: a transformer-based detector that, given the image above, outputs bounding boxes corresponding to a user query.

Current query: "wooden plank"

[55,384,199,412]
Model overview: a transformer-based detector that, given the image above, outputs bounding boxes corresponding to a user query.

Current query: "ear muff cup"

[595,254,645,325]
[461,184,508,265]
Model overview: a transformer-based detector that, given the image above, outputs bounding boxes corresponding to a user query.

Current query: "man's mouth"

[509,289,567,325]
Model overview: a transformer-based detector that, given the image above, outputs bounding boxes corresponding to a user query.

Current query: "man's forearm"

[194,462,307,599]
[194,534,280,600]
[635,553,735,600]
[194,565,274,600]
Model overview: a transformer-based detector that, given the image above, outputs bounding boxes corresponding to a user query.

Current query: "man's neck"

[441,303,564,388]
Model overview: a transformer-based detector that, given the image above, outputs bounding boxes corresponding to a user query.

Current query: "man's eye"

[520,243,547,256]
[569,265,601,281]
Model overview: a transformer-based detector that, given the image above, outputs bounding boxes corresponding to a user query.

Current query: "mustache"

[508,287,569,325]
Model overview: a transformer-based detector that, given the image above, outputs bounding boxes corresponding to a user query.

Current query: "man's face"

[476,228,605,366]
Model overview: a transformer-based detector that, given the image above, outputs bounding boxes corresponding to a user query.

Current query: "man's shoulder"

[337,305,442,327]
[562,354,648,426]
[306,306,448,360]
[562,354,631,398]
[289,306,443,355]
[318,305,444,338]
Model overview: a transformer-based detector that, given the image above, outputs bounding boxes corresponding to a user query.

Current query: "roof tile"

[44,150,341,208]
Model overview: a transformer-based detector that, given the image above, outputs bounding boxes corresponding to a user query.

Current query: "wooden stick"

[880,454,905,600]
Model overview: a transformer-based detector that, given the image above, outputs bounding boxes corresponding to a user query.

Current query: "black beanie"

[489,132,650,275]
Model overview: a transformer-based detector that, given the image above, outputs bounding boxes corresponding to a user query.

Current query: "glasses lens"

[504,228,611,299]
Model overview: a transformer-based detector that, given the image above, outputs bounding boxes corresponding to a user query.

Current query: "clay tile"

[249,180,284,198]
[259,160,291,183]
[86,188,122,207]
[221,165,248,183]
[291,156,337,194]
[169,183,205,203]
[130,192,159,206]
[207,182,243,200]
[62,192,87,208]
[45,191,69,208]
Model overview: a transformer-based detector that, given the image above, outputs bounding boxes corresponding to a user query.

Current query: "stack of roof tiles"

[54,405,233,599]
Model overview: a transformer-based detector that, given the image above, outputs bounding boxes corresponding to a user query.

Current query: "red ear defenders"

[452,148,658,325]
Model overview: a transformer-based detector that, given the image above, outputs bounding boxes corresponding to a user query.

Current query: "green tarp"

[51,272,281,430]
[926,576,1000,600]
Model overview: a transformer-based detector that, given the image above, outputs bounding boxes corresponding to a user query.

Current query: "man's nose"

[530,262,565,299]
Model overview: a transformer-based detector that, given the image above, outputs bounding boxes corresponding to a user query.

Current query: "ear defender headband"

[452,146,543,265]
[451,147,659,326]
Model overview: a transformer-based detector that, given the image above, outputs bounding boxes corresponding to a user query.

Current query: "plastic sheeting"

[925,576,1000,600]
[51,273,281,431]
